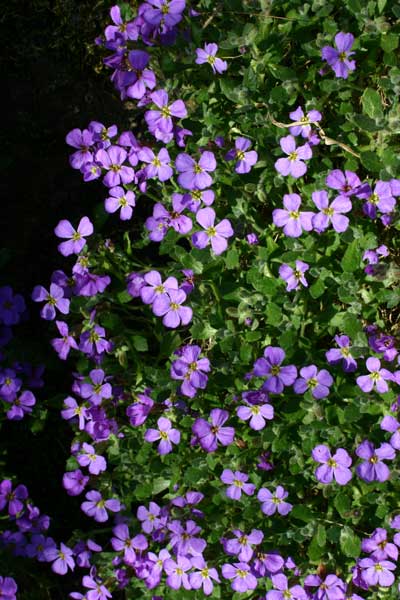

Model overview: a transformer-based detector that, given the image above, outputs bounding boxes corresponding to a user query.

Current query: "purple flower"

[140,271,178,305]
[170,344,210,397]
[220,470,256,500]
[273,194,314,237]
[236,401,274,430]
[164,556,192,590]
[143,0,186,29]
[79,325,112,357]
[81,490,121,522]
[246,232,259,244]
[0,369,21,401]
[0,576,17,600]
[126,392,154,427]
[144,417,180,454]
[192,408,235,452]
[253,346,297,393]
[44,542,75,575]
[257,486,292,516]
[362,528,398,561]
[356,440,395,482]
[51,321,78,360]
[304,574,346,600]
[105,5,138,41]
[225,528,264,561]
[175,151,216,190]
[124,50,156,99]
[381,415,400,450]
[221,562,258,592]
[326,170,361,196]
[289,106,322,138]
[82,575,112,599]
[326,335,357,372]
[168,519,206,555]
[77,443,107,475]
[62,469,89,496]
[322,32,356,79]
[267,574,307,600]
[294,365,333,399]
[192,207,233,254]
[150,197,193,235]
[80,369,112,406]
[74,272,111,298]
[54,216,93,256]
[356,357,392,393]
[189,556,220,596]
[32,283,70,321]
[6,390,36,421]
[183,189,215,212]
[312,445,352,485]
[195,43,227,74]
[0,287,26,326]
[279,261,309,291]
[312,190,352,233]
[358,558,395,587]
[137,501,162,534]
[95,145,135,187]
[65,128,94,169]
[145,90,187,140]
[105,186,136,220]
[363,181,396,219]
[275,135,312,178]
[225,138,258,173]
[0,480,28,516]
[152,288,192,328]
[138,147,173,182]
[111,524,147,563]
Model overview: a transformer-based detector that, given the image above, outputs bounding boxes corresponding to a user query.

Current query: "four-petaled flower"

[322,32,356,79]
[356,357,392,394]
[275,135,312,178]
[272,194,314,237]
[192,207,233,255]
[144,417,181,454]
[355,440,395,483]
[192,408,235,452]
[258,486,292,516]
[294,365,333,399]
[195,43,228,74]
[279,261,309,292]
[312,445,352,485]
[225,138,258,173]
[220,469,256,500]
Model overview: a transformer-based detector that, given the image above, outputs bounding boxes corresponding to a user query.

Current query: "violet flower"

[363,181,396,219]
[152,288,192,328]
[325,335,357,372]
[272,194,314,237]
[0,287,26,326]
[175,151,216,190]
[326,169,362,196]
[105,186,136,220]
[54,216,94,256]
[0,480,28,516]
[144,417,180,454]
[225,138,258,173]
[356,357,392,394]
[221,562,258,592]
[125,50,156,99]
[294,365,333,399]
[253,346,297,393]
[274,135,312,178]
[7,391,36,421]
[257,486,292,516]
[51,321,78,360]
[138,147,173,182]
[44,542,75,575]
[189,556,220,596]
[31,283,70,321]
[312,445,352,485]
[236,401,274,430]
[267,574,307,600]
[355,440,395,482]
[279,261,309,291]
[170,344,210,397]
[164,556,192,590]
[81,490,121,522]
[225,528,264,562]
[312,190,352,233]
[77,443,107,475]
[192,408,235,452]
[380,415,400,450]
[65,128,94,169]
[362,528,398,561]
[191,207,233,255]
[195,43,227,74]
[220,470,256,500]
[289,106,322,138]
[95,145,135,187]
[358,558,395,587]
[145,89,187,140]
[322,32,356,79]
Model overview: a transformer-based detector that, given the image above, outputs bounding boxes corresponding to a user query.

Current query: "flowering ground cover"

[1,0,400,598]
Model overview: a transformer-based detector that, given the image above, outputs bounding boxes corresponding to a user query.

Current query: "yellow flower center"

[288,151,298,161]
[289,211,300,219]
[206,226,217,237]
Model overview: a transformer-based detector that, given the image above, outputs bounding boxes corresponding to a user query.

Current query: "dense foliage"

[1,0,400,598]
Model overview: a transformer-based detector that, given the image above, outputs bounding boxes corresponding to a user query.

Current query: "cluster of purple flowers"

[126,270,193,328]
[170,344,211,397]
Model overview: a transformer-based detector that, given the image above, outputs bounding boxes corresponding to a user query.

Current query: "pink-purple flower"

[322,32,356,79]
[356,357,392,393]
[355,440,395,482]
[192,408,235,452]
[221,562,258,592]
[195,43,227,74]
[294,365,333,399]
[236,401,274,430]
[192,207,233,255]
[175,151,217,190]
[274,135,312,178]
[220,469,256,500]
[272,194,314,237]
[54,216,94,256]
[311,190,352,233]
[104,186,136,220]
[289,106,322,138]
[144,417,180,454]
[257,485,292,516]
[225,138,258,173]
[279,261,309,291]
[311,445,352,485]
[253,346,297,393]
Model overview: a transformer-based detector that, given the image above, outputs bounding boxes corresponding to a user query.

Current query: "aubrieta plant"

[2,0,400,598]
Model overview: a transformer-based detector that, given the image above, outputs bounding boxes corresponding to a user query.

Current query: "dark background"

[0,1,126,596]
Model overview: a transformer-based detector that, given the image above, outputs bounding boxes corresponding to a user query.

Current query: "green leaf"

[381,33,398,53]
[340,526,361,558]
[190,322,218,340]
[291,505,315,522]
[309,278,326,299]
[132,335,148,352]
[341,241,361,272]
[361,88,384,120]
[225,247,239,269]
[334,492,351,518]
